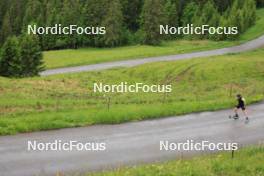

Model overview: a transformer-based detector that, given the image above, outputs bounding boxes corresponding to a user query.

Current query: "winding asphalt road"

[41,35,264,76]
[0,102,264,176]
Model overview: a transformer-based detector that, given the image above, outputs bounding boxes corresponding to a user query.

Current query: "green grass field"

[43,9,264,69]
[86,146,264,176]
[43,40,235,69]
[1,48,264,135]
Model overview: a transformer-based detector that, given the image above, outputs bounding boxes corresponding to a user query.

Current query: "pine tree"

[60,0,81,49]
[217,12,230,40]
[140,0,165,45]
[165,0,179,26]
[23,0,44,28]
[0,11,13,46]
[164,0,180,39]
[0,36,21,77]
[83,0,108,46]
[41,1,59,50]
[121,0,143,32]
[0,0,9,35]
[9,1,25,35]
[242,0,256,29]
[101,0,124,47]
[226,0,243,39]
[197,0,220,39]
[181,2,199,26]
[20,34,44,76]
[213,0,232,12]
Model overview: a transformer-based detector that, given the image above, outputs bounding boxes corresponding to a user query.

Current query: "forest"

[0,0,263,49]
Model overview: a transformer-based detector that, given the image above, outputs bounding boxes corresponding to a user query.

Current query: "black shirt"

[238,97,245,107]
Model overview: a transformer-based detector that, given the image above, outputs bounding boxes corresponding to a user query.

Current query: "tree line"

[0,0,261,77]
[0,0,261,49]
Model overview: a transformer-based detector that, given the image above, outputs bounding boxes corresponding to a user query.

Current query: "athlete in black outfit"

[233,94,249,122]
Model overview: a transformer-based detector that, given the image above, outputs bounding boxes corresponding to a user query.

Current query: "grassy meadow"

[86,146,264,176]
[43,9,264,69]
[0,48,264,135]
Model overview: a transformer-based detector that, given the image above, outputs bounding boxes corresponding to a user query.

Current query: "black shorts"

[236,105,246,110]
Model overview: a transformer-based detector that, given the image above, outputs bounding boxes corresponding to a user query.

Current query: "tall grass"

[86,146,264,176]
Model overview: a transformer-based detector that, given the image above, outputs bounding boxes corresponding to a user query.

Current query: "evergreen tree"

[101,0,125,47]
[165,0,179,26]
[0,36,21,77]
[181,2,199,26]
[200,0,220,39]
[20,34,44,76]
[23,0,44,28]
[164,0,180,39]
[140,0,165,45]
[9,1,25,35]
[60,0,81,49]
[0,11,13,46]
[216,12,230,40]
[41,1,59,50]
[227,0,256,36]
[83,0,108,46]
[0,0,258,48]
[242,0,256,29]
[121,0,143,32]
[0,0,9,33]
[213,0,232,12]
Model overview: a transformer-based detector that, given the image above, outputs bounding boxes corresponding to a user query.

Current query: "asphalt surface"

[40,35,264,76]
[0,102,264,176]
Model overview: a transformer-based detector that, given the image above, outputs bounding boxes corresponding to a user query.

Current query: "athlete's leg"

[242,109,248,117]
[234,107,239,117]
[242,108,249,121]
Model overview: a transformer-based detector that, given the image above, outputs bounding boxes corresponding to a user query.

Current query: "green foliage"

[213,0,232,12]
[181,2,199,26]
[192,0,220,39]
[22,0,44,28]
[0,0,260,48]
[164,0,180,39]
[82,0,108,47]
[100,0,125,47]
[0,35,43,77]
[0,11,13,45]
[60,0,80,48]
[41,1,58,50]
[140,0,165,45]
[0,36,21,77]
[239,8,264,41]
[20,34,44,76]
[121,0,143,32]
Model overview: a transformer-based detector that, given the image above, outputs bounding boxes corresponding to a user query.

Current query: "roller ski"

[229,114,239,120]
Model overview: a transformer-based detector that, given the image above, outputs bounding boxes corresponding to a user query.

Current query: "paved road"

[0,102,264,176]
[41,35,264,76]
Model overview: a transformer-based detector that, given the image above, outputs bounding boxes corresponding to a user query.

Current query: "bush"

[0,35,44,77]
[20,34,44,76]
[0,36,21,77]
